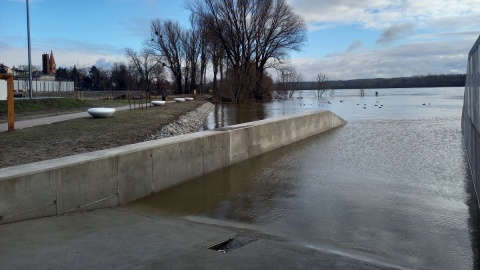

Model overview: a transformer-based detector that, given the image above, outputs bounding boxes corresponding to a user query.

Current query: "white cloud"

[287,0,480,30]
[0,40,127,70]
[284,0,480,80]
[292,37,475,81]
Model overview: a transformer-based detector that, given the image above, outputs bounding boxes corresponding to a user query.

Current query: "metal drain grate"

[208,235,256,253]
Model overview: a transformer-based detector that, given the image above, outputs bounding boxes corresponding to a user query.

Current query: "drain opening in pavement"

[208,235,256,253]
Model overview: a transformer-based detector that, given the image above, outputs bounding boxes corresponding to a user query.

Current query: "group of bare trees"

[124,48,165,93]
[314,72,330,98]
[275,63,303,99]
[131,0,307,103]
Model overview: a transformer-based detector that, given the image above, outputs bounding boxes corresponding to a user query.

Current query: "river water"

[131,87,479,269]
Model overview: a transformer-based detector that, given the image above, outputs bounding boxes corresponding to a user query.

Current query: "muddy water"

[129,87,479,269]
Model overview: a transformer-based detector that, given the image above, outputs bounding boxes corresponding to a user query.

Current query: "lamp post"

[184,66,189,95]
[26,0,33,99]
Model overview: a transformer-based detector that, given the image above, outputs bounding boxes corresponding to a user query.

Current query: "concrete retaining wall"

[0,110,346,224]
[462,35,480,207]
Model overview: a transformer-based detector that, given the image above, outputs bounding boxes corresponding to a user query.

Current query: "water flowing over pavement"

[0,87,478,269]
[132,87,479,269]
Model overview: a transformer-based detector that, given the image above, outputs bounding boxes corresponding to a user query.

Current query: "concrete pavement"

[0,106,407,269]
[0,205,407,269]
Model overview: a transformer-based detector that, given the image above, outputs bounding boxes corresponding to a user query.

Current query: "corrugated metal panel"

[463,35,480,208]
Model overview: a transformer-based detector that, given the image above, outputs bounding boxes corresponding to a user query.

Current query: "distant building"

[9,50,74,92]
[42,50,56,75]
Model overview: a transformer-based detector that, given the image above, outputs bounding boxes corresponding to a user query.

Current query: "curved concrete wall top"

[0,110,346,224]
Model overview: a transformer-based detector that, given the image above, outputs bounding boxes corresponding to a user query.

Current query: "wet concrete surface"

[1,87,478,269]
[129,87,479,269]
[0,206,408,269]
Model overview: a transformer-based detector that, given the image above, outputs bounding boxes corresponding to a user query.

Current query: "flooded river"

[130,87,479,269]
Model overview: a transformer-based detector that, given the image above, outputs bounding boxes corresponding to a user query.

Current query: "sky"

[1,0,479,81]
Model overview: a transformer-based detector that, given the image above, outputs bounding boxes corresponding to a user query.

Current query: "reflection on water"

[131,148,298,223]
[129,87,479,269]
[464,151,480,270]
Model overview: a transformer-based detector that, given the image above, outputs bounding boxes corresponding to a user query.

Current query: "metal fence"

[13,80,74,92]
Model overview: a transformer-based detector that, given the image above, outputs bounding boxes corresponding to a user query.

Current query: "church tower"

[42,50,57,75]
[48,50,56,74]
[42,52,49,74]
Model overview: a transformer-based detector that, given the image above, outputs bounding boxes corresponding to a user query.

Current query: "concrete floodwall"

[0,110,346,224]
[462,35,480,207]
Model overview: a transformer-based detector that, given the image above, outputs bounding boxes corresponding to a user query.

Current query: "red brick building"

[42,50,56,75]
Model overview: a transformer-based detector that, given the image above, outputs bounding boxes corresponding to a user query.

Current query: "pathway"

[0,105,132,132]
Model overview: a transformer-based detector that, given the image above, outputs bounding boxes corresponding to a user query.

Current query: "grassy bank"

[0,98,208,169]
[0,98,130,122]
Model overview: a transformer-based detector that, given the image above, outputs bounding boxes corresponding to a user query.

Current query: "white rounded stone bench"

[174,98,186,103]
[87,108,116,118]
[151,100,166,106]
[184,97,194,101]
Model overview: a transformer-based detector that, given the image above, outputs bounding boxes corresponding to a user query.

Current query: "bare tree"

[314,72,330,98]
[149,19,185,94]
[358,89,365,96]
[189,0,255,102]
[200,17,226,100]
[198,20,209,95]
[276,63,303,99]
[188,0,306,103]
[125,47,160,92]
[181,15,202,95]
[252,0,307,100]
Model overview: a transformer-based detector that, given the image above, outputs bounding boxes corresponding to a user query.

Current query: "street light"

[184,66,189,94]
[26,0,33,99]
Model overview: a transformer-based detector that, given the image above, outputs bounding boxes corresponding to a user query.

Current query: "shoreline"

[145,102,215,140]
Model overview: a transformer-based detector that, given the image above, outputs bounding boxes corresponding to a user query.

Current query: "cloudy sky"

[1,0,479,80]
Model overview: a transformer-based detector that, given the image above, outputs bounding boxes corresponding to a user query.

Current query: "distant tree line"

[293,74,466,90]
[7,63,171,94]
[53,64,170,94]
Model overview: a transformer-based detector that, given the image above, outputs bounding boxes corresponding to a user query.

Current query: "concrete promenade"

[0,203,404,269]
[0,110,404,269]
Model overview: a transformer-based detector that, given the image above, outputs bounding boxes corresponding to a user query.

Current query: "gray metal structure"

[26,0,33,99]
[462,35,480,207]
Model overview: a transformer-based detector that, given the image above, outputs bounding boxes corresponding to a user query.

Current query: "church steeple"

[48,50,56,74]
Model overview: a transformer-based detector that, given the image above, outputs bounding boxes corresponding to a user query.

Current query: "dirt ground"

[0,99,208,169]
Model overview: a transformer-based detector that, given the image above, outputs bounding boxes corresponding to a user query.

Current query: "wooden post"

[0,74,14,131]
